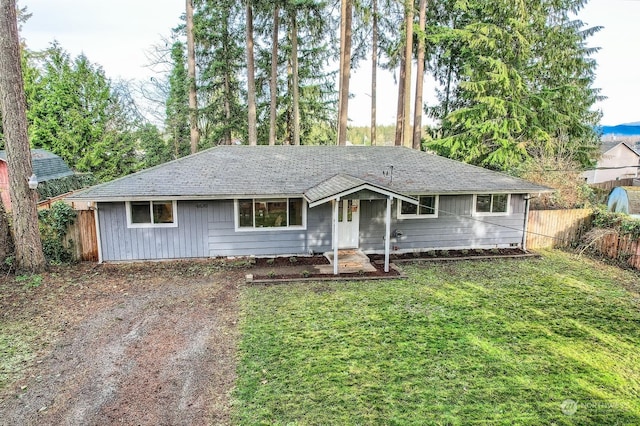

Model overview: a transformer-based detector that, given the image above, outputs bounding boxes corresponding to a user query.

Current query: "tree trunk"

[443,56,453,120]
[223,71,232,145]
[412,0,426,150]
[186,0,200,154]
[0,0,46,273]
[371,0,377,146]
[394,55,406,146]
[402,0,414,148]
[0,199,12,267]
[291,11,300,146]
[246,0,258,146]
[269,5,280,146]
[337,0,352,146]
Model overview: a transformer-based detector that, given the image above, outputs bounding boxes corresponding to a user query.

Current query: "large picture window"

[236,198,305,230]
[126,200,177,227]
[397,195,438,219]
[474,194,510,215]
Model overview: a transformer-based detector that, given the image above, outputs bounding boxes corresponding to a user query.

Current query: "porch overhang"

[305,174,417,275]
[304,174,419,208]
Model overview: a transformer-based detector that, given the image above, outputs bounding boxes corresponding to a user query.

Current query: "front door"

[337,199,360,248]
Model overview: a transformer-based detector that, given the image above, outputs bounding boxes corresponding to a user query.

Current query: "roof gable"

[601,141,640,158]
[68,146,551,201]
[304,174,420,207]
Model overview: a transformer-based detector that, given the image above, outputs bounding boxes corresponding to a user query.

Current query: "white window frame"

[397,195,439,219]
[234,197,307,232]
[126,200,178,228]
[473,193,511,216]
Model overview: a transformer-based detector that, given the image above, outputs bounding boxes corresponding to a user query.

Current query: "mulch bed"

[368,248,529,262]
[251,261,402,282]
[251,255,330,268]
[248,249,536,282]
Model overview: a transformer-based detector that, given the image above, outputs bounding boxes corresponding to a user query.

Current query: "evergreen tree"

[137,123,172,169]
[22,43,142,180]
[253,0,337,145]
[165,40,191,158]
[195,0,246,145]
[426,0,601,171]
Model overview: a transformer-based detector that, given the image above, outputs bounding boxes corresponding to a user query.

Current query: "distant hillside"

[600,124,640,137]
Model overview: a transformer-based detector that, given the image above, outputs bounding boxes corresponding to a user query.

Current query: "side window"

[127,201,177,227]
[398,195,438,219]
[474,194,510,215]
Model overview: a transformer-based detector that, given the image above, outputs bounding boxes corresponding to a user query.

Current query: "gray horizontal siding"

[98,194,527,261]
[360,194,526,252]
[98,201,208,261]
[208,201,332,256]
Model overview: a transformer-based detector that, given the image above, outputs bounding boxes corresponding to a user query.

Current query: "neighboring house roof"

[68,146,551,202]
[600,141,640,157]
[0,149,74,182]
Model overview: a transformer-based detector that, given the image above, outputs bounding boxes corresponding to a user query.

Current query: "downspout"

[522,194,530,252]
[94,205,103,263]
[333,197,340,275]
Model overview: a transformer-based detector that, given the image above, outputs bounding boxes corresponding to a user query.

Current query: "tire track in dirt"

[0,271,240,426]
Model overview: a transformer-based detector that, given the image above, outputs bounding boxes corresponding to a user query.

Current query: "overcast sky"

[20,0,640,127]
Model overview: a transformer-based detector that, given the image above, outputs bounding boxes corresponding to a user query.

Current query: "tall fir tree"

[165,40,191,158]
[426,0,601,171]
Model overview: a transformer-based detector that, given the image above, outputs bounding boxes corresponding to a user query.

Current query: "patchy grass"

[234,251,640,425]
[0,323,39,391]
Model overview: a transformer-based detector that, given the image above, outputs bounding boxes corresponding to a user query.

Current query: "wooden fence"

[39,200,99,262]
[526,209,592,250]
[66,210,99,262]
[590,178,636,192]
[586,231,640,270]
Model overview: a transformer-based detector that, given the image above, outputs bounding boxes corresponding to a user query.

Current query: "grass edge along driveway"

[234,250,640,425]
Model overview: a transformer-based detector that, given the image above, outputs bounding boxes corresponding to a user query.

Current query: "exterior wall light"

[27,174,38,190]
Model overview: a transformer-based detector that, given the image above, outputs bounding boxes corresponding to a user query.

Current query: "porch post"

[333,197,340,275]
[384,196,392,273]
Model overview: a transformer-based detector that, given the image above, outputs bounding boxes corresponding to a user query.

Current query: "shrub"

[592,206,640,238]
[38,202,76,264]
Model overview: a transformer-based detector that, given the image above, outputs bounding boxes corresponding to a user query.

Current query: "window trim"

[397,195,439,219]
[234,197,307,232]
[472,193,511,216]
[126,200,178,228]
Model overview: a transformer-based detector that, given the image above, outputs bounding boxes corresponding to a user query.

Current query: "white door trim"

[337,199,360,249]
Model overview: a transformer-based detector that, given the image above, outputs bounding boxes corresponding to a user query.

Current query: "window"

[127,200,177,227]
[397,195,438,219]
[236,198,305,230]
[474,194,509,215]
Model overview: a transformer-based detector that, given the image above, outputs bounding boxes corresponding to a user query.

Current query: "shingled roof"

[0,149,74,182]
[68,145,550,201]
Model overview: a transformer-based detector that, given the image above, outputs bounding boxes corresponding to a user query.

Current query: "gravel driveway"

[0,262,241,425]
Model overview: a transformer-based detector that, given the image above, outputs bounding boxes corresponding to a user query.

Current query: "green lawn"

[234,251,640,425]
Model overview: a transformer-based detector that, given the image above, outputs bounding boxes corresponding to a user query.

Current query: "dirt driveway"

[0,261,242,425]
